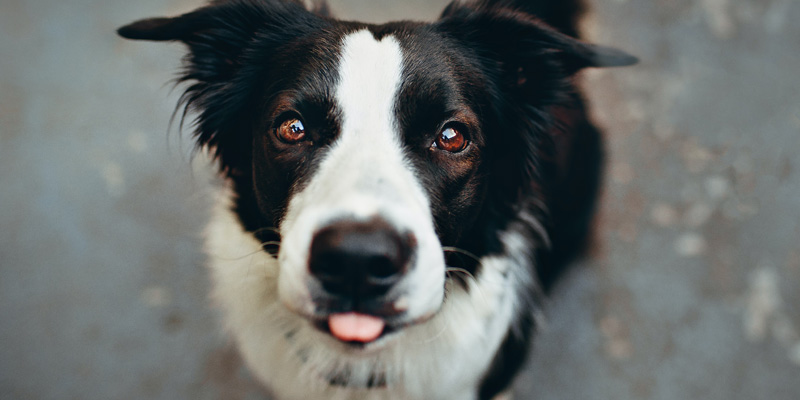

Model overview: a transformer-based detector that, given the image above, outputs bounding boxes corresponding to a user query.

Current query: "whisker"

[442,247,483,287]
[443,247,513,288]
[417,275,490,345]
[419,315,449,344]
[212,252,261,261]
[252,226,281,235]
[441,246,481,263]
[211,241,281,261]
[445,266,476,282]
[446,267,490,307]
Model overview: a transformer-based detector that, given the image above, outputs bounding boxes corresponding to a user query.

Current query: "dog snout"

[308,219,414,300]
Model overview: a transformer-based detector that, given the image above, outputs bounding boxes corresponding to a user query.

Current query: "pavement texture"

[1,0,798,399]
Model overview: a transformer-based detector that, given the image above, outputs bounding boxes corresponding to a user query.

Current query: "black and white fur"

[118,1,636,399]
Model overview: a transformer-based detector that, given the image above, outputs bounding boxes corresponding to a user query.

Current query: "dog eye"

[434,126,467,153]
[276,118,306,143]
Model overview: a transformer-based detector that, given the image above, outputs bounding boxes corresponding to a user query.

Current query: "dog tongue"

[328,313,385,343]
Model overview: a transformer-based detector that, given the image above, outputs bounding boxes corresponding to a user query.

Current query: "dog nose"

[309,219,413,300]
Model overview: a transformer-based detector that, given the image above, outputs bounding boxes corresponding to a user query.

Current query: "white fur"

[206,185,530,400]
[278,30,444,322]
[204,30,536,400]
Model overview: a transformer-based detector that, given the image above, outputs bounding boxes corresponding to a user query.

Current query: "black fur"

[118,0,636,398]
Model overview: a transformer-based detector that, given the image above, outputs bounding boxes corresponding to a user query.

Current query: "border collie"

[118,0,635,398]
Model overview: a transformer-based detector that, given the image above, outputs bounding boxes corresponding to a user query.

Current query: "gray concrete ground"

[1,0,798,399]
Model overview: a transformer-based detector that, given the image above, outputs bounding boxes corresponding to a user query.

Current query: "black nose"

[308,219,413,300]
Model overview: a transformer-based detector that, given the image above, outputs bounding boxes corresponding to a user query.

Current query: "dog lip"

[309,310,410,346]
[303,294,442,345]
[328,312,386,343]
[309,308,438,347]
[312,318,397,346]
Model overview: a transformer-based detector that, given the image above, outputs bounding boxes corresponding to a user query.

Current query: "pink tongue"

[328,312,385,343]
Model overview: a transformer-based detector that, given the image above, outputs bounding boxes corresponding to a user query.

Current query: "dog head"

[119,0,635,346]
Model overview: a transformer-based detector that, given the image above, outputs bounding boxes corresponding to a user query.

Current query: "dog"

[118,0,635,398]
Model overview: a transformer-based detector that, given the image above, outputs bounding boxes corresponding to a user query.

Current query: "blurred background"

[1,0,798,398]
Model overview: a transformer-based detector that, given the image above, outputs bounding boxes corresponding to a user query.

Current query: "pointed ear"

[117,1,303,76]
[116,0,319,172]
[436,5,637,79]
[117,0,321,81]
[543,28,639,71]
[117,0,321,42]
[117,13,210,42]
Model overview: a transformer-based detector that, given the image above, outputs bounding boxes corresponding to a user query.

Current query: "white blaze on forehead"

[277,30,444,321]
[328,30,444,313]
[324,30,427,214]
[336,30,404,137]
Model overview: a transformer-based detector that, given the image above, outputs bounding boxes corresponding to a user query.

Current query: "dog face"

[119,0,635,346]
[238,25,496,343]
[270,30,457,339]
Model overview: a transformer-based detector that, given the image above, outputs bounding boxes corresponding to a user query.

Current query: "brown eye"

[435,126,467,153]
[276,118,306,143]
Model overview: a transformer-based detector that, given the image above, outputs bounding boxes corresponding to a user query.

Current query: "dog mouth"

[312,312,398,346]
[328,312,386,342]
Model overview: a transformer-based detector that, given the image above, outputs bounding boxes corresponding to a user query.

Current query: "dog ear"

[118,1,298,69]
[117,13,209,42]
[437,3,637,79]
[436,2,637,209]
[117,0,320,172]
